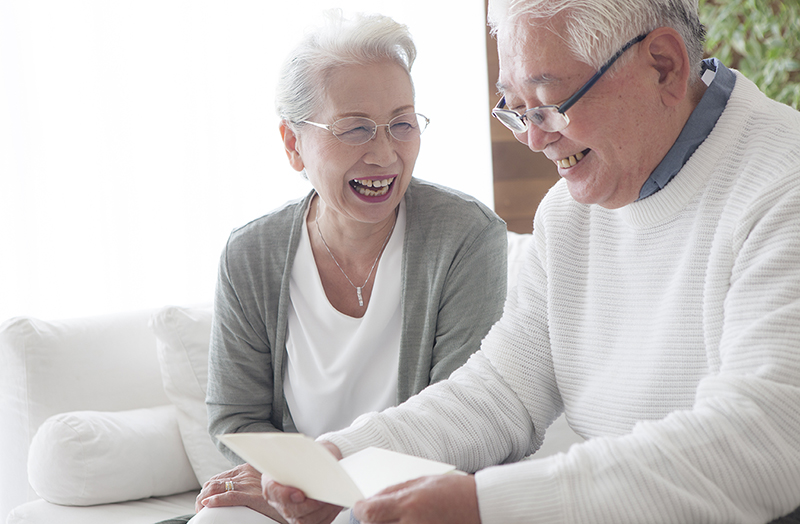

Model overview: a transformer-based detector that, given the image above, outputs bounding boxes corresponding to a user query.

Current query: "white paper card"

[218,433,362,507]
[217,433,459,508]
[339,445,460,499]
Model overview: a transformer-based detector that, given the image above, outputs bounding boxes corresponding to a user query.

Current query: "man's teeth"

[352,178,393,196]
[556,150,586,169]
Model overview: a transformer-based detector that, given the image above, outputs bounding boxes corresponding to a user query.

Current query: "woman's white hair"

[488,0,706,78]
[276,10,416,125]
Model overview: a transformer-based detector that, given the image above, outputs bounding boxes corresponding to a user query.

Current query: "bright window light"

[0,1,492,321]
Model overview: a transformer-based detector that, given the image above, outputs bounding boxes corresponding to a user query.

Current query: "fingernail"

[291,492,304,503]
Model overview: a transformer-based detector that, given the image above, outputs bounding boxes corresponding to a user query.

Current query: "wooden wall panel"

[484,1,561,233]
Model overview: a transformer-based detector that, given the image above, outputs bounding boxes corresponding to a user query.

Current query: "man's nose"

[517,125,559,153]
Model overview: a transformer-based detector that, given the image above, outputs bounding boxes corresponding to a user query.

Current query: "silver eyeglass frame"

[297,112,429,146]
[492,33,648,134]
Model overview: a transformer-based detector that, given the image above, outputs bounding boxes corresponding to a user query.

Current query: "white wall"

[0,1,493,322]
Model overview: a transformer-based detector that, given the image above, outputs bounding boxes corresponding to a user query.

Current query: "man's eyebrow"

[496,74,560,94]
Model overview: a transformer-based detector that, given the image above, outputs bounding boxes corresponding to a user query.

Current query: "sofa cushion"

[27,405,199,506]
[0,309,170,520]
[506,231,533,291]
[150,305,232,485]
[6,490,197,524]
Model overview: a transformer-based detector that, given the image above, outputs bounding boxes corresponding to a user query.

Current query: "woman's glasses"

[298,112,429,146]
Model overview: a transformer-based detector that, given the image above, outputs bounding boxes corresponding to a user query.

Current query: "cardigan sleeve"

[396,180,509,400]
[204,195,310,463]
[427,215,507,384]
[206,237,281,463]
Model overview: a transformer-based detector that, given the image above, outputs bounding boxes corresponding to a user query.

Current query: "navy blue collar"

[637,58,736,200]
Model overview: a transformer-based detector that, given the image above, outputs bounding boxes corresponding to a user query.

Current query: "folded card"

[217,432,460,508]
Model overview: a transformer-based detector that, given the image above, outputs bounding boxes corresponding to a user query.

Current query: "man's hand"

[353,473,481,524]
[262,479,343,524]
[260,440,344,524]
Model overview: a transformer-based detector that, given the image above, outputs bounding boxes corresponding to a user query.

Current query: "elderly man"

[264,0,800,523]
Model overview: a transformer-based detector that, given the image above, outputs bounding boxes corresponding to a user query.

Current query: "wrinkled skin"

[197,463,288,523]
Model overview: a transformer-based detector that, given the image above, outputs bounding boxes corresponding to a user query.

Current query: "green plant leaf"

[698,0,799,108]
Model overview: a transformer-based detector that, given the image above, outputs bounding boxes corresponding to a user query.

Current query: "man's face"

[497,17,669,209]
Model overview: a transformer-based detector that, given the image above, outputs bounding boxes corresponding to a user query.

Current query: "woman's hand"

[196,463,288,523]
[260,440,344,524]
[352,474,480,524]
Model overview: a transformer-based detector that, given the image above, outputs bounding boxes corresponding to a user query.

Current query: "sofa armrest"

[28,405,200,506]
[506,231,533,291]
[0,309,170,520]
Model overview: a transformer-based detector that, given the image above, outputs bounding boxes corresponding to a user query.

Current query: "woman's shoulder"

[224,192,311,256]
[406,178,503,228]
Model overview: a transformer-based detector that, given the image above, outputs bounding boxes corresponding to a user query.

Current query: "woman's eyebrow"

[338,105,415,119]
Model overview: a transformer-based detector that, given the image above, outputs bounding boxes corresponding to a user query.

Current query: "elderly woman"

[158,10,507,524]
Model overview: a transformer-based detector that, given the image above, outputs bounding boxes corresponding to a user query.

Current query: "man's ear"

[642,27,691,107]
[280,120,305,172]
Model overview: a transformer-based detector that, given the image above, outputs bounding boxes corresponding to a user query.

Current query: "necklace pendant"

[356,287,364,307]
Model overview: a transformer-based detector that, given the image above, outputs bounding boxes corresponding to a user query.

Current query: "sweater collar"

[618,70,759,227]
[637,58,736,201]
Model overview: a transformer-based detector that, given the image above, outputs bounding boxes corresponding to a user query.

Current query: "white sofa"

[0,304,225,524]
[1,232,583,524]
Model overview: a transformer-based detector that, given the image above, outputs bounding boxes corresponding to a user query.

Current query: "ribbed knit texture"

[322,73,800,523]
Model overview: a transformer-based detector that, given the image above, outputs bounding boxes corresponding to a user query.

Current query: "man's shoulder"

[724,75,800,188]
[729,72,800,143]
[535,179,588,224]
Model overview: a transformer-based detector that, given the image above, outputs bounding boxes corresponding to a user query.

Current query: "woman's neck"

[307,194,399,316]
[310,195,398,265]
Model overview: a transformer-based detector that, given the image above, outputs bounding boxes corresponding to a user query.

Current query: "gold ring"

[225,480,234,492]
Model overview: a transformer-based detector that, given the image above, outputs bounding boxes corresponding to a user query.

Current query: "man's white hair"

[488,0,705,75]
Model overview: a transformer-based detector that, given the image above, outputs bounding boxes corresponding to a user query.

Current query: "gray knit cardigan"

[206,178,507,462]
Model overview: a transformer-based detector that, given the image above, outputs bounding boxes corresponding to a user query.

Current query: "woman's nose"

[364,127,397,165]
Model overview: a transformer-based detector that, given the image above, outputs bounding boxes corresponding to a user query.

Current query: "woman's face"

[283,60,420,227]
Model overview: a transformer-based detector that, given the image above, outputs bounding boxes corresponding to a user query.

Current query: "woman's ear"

[280,120,305,172]
[642,27,691,107]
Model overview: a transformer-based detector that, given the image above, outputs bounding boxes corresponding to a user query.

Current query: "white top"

[284,201,406,438]
[323,73,800,523]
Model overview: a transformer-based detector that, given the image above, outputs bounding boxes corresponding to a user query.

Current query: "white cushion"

[27,405,199,506]
[506,231,532,291]
[150,305,233,485]
[0,309,169,520]
[6,490,197,524]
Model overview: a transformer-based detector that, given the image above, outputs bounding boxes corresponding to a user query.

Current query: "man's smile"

[555,148,591,169]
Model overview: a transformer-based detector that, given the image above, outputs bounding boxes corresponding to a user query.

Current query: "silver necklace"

[315,203,397,307]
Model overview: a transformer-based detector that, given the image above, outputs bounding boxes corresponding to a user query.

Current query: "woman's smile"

[349,176,396,200]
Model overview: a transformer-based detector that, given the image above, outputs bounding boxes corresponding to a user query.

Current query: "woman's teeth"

[351,178,393,196]
[556,149,588,169]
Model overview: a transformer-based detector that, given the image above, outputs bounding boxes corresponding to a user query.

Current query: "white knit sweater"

[323,73,800,524]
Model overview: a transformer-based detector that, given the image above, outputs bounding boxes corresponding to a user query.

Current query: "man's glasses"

[492,34,648,134]
[298,112,429,146]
